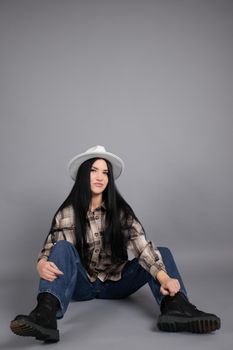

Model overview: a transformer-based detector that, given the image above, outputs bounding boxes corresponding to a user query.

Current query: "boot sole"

[157,314,221,333]
[10,318,59,342]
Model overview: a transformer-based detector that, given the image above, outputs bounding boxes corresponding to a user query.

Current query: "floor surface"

[1,263,232,350]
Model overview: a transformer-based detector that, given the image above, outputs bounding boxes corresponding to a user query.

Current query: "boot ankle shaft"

[36,293,60,314]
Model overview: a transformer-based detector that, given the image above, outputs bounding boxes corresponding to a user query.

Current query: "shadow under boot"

[157,292,221,333]
[10,292,60,342]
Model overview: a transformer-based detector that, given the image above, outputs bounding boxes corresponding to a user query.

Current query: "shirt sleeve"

[37,207,76,262]
[126,218,167,279]
[37,210,62,262]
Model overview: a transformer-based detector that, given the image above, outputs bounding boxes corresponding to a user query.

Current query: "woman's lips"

[93,183,103,187]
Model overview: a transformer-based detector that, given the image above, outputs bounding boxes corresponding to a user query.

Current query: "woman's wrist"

[37,258,47,268]
[156,270,170,284]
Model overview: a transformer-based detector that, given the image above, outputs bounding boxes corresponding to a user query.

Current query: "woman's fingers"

[47,262,64,275]
[40,262,63,276]
[160,286,169,295]
[160,278,181,296]
[41,269,58,281]
[37,261,63,281]
[42,275,57,282]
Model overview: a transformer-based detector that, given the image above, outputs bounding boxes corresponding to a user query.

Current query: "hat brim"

[68,151,124,181]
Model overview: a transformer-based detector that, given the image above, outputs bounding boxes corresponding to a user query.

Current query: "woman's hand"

[156,270,181,296]
[37,259,64,282]
[160,277,180,296]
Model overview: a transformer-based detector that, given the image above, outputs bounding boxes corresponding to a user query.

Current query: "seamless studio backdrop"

[0,0,232,349]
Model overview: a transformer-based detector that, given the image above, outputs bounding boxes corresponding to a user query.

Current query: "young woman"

[10,145,220,342]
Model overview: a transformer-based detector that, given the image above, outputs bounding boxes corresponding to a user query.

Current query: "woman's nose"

[96,172,104,181]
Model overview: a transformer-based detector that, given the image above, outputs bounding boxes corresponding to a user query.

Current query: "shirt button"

[95,249,100,253]
[95,216,99,220]
[94,232,98,237]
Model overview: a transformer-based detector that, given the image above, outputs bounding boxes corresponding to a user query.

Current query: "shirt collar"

[87,202,106,215]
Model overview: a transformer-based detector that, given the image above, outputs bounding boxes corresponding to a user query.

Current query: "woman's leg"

[96,246,187,304]
[10,240,95,342]
[148,246,188,304]
[38,240,95,318]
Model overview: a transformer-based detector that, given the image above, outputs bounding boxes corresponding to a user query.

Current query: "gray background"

[0,0,232,349]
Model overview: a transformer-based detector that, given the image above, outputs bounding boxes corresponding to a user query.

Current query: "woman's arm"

[127,218,180,296]
[36,206,75,281]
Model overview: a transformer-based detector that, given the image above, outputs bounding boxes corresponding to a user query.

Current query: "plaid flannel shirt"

[38,204,166,282]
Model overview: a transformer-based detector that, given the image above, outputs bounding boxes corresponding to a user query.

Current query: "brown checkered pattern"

[38,204,166,282]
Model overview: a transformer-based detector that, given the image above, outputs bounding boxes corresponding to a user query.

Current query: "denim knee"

[157,246,172,256]
[49,240,81,263]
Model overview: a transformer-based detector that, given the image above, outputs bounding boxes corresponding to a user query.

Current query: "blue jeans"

[38,241,187,318]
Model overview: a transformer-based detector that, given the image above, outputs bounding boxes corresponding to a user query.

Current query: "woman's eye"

[91,169,108,175]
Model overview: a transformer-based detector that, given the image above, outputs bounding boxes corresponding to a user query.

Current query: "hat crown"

[85,145,106,154]
[68,145,124,181]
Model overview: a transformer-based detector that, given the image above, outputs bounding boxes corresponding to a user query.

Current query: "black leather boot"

[157,292,221,333]
[10,292,60,342]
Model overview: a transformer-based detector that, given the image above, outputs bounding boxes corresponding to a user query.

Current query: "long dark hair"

[48,158,142,266]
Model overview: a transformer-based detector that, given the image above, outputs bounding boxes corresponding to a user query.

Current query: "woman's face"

[90,159,109,195]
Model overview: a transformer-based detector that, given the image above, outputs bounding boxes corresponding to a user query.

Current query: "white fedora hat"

[68,145,124,181]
